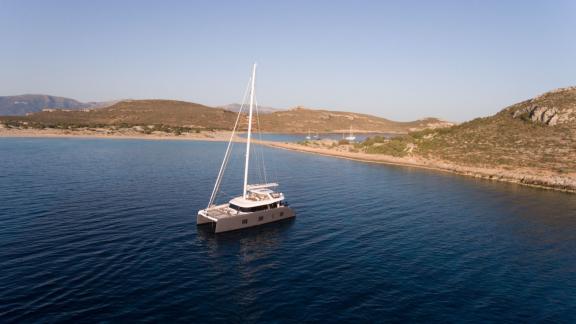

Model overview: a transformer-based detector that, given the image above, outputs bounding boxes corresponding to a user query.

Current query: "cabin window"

[230,203,279,213]
[242,219,248,224]
[258,216,264,221]
[253,205,267,212]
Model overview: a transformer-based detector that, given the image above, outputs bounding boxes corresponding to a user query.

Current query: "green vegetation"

[0,117,207,136]
[362,137,412,157]
[297,140,311,146]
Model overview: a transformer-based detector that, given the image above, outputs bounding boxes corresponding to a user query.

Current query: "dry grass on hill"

[0,100,452,134]
[357,87,576,173]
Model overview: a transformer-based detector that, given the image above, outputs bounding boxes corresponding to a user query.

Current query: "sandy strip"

[0,129,235,142]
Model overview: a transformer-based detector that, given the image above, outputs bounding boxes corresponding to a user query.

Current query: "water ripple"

[1,138,576,322]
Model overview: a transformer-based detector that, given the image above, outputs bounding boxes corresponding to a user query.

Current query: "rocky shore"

[262,141,576,194]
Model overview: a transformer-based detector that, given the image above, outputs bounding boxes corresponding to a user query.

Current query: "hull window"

[242,219,248,224]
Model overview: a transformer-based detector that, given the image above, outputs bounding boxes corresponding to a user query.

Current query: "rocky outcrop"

[512,105,559,125]
[510,87,576,126]
[533,86,576,100]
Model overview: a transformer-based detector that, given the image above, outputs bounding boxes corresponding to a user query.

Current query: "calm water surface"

[1,138,575,322]
[239,132,396,142]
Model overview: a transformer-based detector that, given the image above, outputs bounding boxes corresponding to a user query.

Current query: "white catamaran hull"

[197,206,295,233]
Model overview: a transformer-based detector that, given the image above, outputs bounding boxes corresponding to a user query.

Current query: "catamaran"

[197,64,295,233]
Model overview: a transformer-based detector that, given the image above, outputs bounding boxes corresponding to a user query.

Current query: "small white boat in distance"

[197,64,295,233]
[344,126,356,141]
[305,129,312,140]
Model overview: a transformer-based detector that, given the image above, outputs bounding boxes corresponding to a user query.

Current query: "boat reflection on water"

[196,217,296,262]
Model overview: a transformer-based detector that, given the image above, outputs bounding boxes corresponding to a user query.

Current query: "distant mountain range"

[0,95,115,116]
[0,95,285,116]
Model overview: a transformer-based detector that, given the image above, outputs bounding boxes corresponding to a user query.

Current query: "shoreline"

[260,142,576,195]
[0,128,234,142]
[2,128,575,194]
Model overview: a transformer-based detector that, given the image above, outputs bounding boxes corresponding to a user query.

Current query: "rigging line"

[214,76,252,202]
[210,109,242,207]
[255,96,268,184]
[258,97,276,186]
[254,97,263,184]
[207,77,251,208]
[251,82,263,184]
[256,101,275,185]
[251,88,262,184]
[255,97,263,183]
[258,101,266,184]
[214,115,243,205]
[214,137,236,204]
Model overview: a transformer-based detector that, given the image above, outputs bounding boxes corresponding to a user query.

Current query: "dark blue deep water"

[1,138,576,323]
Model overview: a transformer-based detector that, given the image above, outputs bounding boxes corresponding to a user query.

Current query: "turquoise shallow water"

[1,138,575,322]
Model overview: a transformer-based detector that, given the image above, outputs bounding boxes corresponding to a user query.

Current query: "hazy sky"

[1,0,575,121]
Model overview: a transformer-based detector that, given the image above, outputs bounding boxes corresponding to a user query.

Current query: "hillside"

[13,100,240,130]
[259,107,452,133]
[0,99,452,133]
[359,87,576,173]
[220,103,281,114]
[0,94,108,116]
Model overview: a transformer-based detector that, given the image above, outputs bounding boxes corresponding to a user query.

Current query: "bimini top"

[229,186,284,208]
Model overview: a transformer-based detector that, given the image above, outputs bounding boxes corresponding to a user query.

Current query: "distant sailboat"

[305,129,312,140]
[197,64,295,233]
[344,126,356,141]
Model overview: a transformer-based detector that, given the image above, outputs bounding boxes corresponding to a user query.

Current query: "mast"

[243,63,257,198]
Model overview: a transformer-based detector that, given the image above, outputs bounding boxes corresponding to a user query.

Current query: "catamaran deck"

[202,205,239,220]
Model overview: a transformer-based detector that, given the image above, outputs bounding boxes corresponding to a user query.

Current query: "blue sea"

[1,138,575,322]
